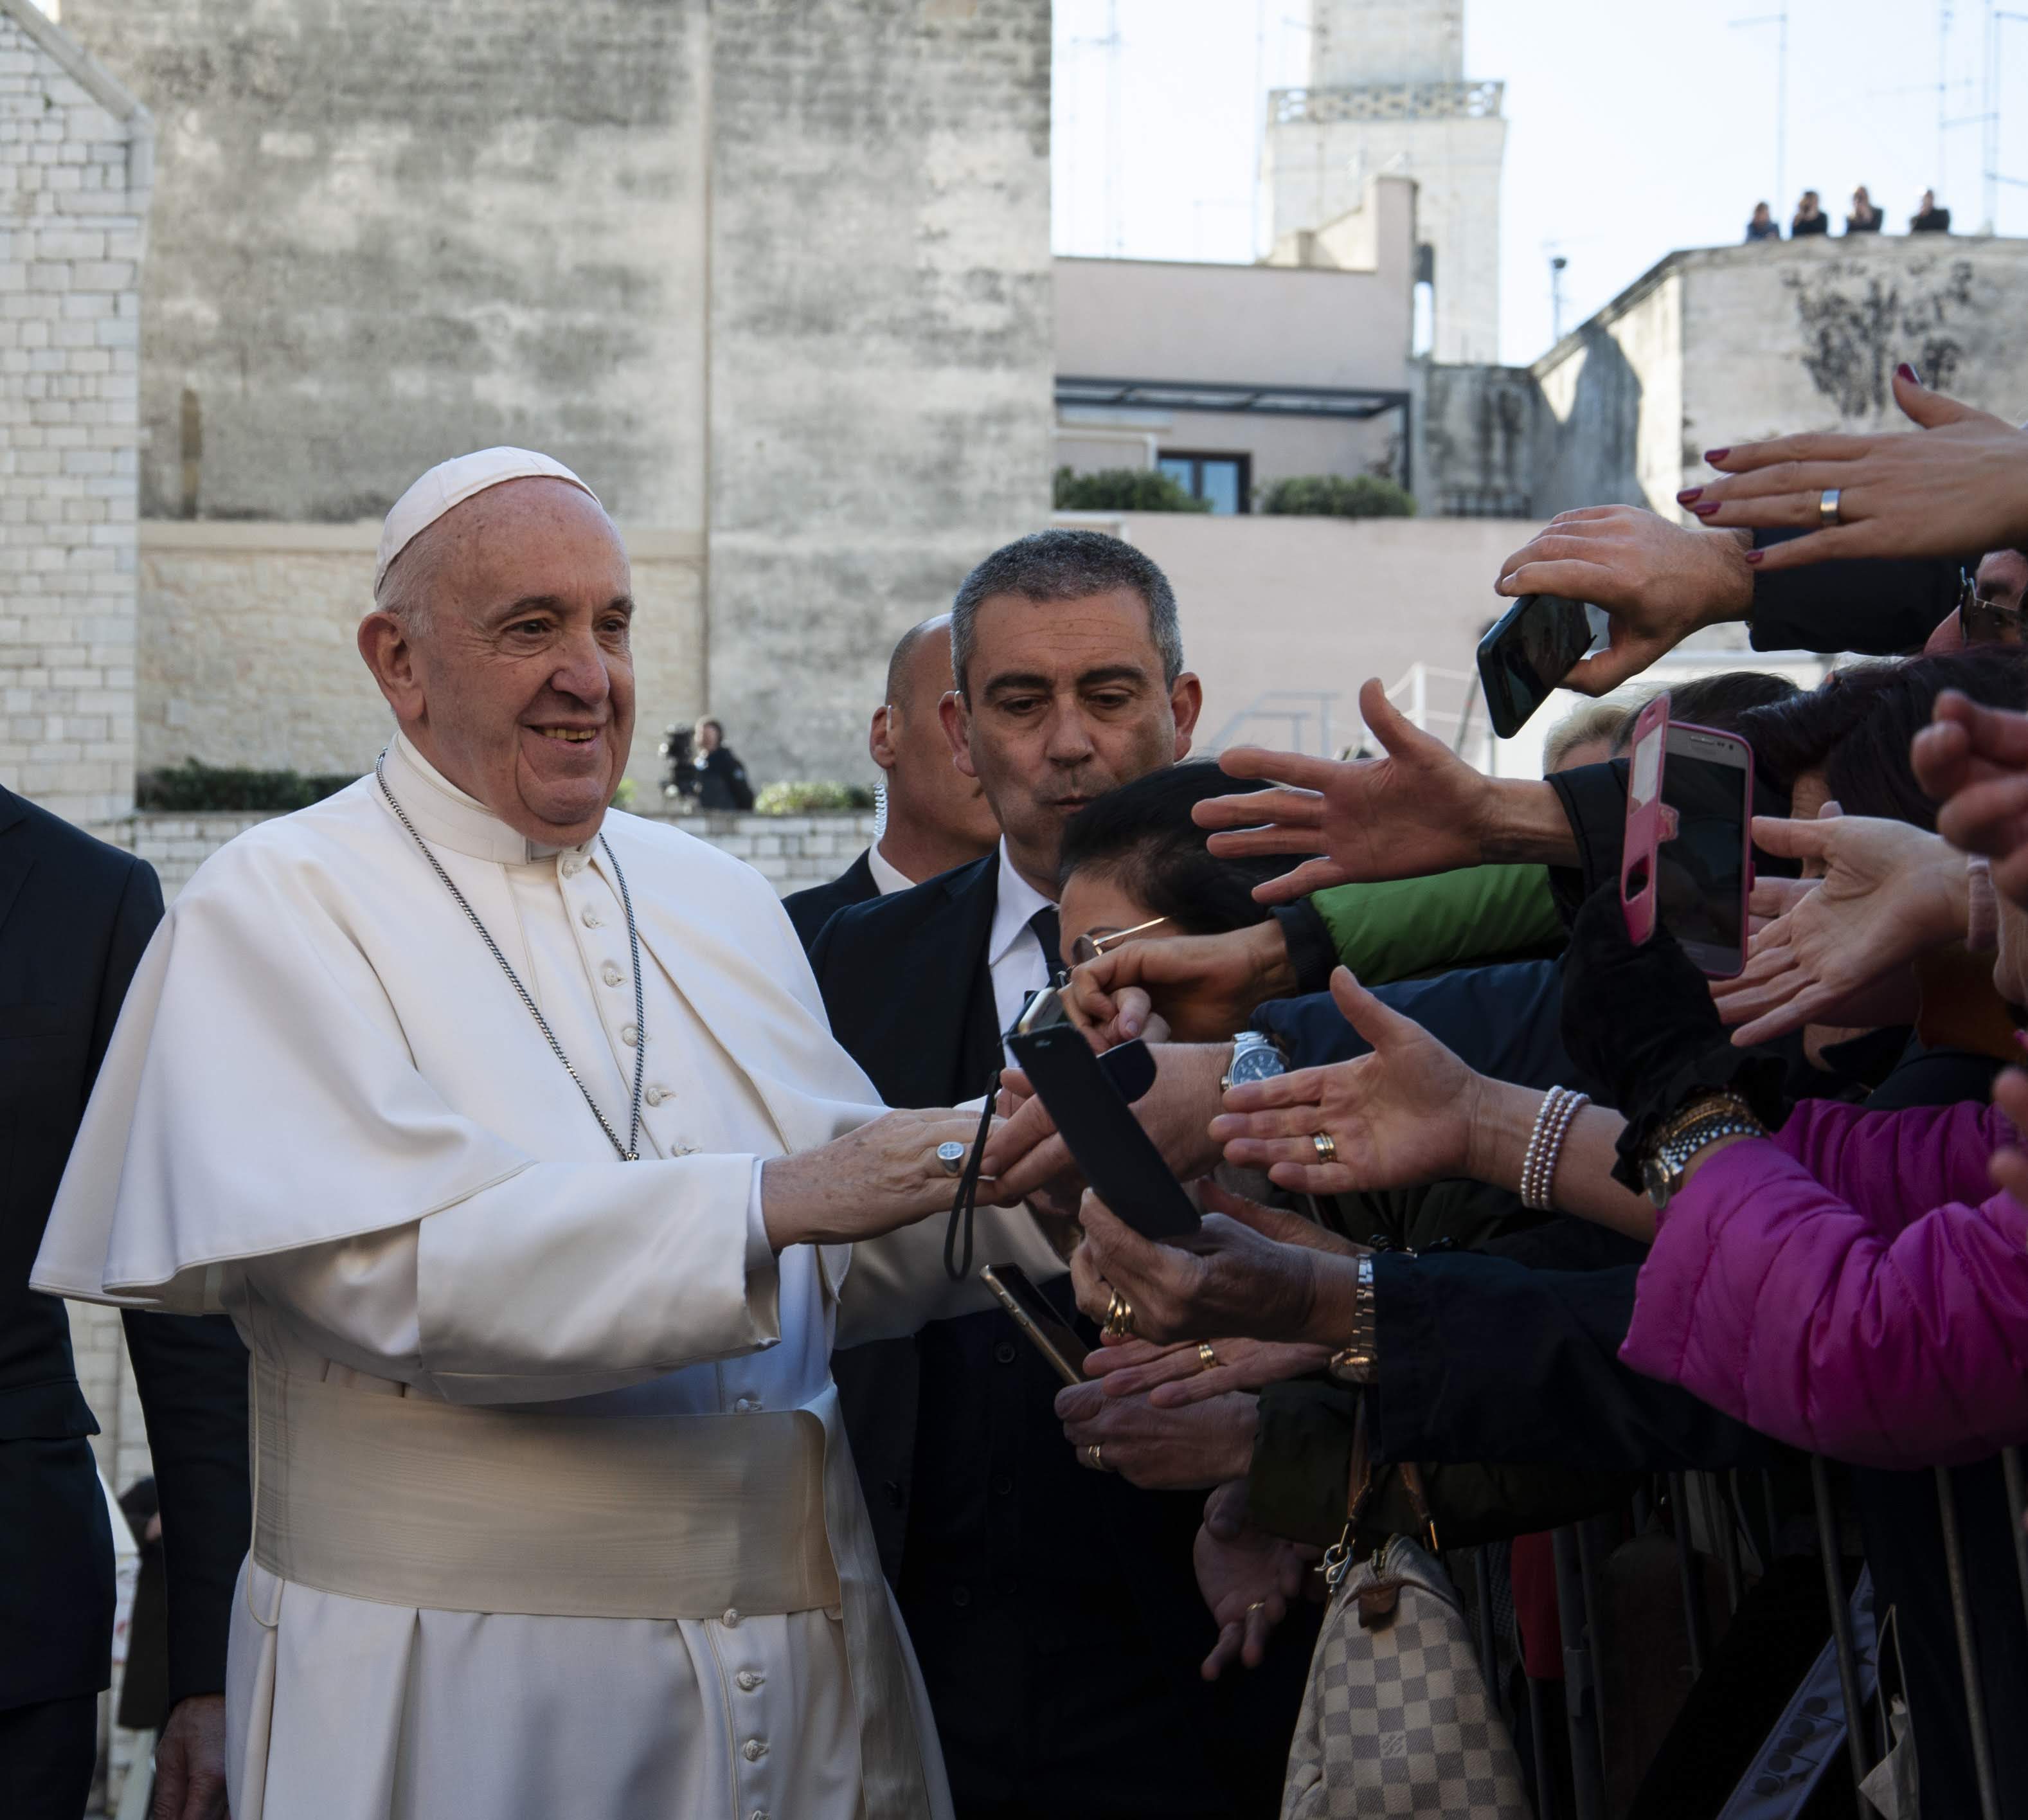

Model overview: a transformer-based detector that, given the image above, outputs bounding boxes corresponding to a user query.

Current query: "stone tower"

[1264,0,1505,365]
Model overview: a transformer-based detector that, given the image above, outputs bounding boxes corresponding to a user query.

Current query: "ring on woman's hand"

[1197,1342,1219,1371]
[1104,1290,1137,1340]
[1819,486,1842,528]
[1081,1443,1109,1472]
[1311,1131,1338,1164]
[937,1140,967,1177]
[1245,1600,1268,1615]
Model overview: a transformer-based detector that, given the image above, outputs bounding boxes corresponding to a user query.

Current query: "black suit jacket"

[0,789,249,1711]
[807,856,1309,1817]
[782,849,880,950]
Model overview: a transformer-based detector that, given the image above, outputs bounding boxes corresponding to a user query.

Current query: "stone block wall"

[0,0,150,825]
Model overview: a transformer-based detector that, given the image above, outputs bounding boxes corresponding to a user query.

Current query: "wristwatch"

[1640,1094,1767,1210]
[1325,1256,1377,1383]
[1221,1031,1288,1094]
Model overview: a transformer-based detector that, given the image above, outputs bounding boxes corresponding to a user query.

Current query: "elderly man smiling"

[34,449,1068,1820]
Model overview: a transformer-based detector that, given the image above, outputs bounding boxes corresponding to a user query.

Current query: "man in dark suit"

[0,788,250,1820]
[809,530,1311,1819]
[784,614,999,946]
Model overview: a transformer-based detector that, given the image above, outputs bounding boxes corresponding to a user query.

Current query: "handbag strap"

[1321,1394,1440,1592]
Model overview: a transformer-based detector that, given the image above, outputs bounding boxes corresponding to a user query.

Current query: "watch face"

[1227,1044,1286,1086]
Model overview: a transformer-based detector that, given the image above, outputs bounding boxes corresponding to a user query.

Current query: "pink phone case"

[1620,692,1670,944]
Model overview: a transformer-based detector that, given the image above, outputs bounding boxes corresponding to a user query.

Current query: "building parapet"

[1270,80,1503,125]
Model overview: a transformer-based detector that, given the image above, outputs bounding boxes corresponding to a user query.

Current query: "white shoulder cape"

[33,779,884,1312]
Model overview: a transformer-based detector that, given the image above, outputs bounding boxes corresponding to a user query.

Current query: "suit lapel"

[0,791,35,951]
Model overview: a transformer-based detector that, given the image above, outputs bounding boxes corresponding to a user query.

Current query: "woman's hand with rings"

[1210,969,1481,1196]
[1677,366,2028,568]
[1070,1182,1342,1347]
[1078,1334,1337,1407]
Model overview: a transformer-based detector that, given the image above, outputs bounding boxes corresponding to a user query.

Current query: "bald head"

[868,613,998,879]
[357,474,636,849]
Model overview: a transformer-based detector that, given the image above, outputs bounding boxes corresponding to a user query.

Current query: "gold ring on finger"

[1245,1600,1268,1614]
[1081,1443,1109,1472]
[1104,1290,1136,1340]
[1311,1130,1337,1164]
[1198,1342,1218,1371]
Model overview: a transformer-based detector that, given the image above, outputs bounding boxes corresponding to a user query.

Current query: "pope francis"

[33,451,1071,1820]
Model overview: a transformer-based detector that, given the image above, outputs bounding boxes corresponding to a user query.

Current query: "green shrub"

[1052,465,1211,513]
[137,758,359,813]
[1258,474,1417,519]
[753,780,875,816]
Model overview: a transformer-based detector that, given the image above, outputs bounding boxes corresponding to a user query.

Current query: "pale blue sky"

[1053,0,2028,367]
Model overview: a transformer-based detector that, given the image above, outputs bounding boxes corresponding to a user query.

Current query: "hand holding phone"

[1621,699,1756,977]
[1476,595,1601,739]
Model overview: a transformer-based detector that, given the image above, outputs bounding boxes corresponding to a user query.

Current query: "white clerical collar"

[987,838,1055,971]
[378,731,598,868]
[866,840,915,896]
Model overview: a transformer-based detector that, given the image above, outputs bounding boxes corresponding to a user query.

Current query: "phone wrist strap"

[943,1068,1001,1283]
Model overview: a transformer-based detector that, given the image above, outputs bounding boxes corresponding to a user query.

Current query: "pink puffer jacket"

[1619,1098,2028,1468]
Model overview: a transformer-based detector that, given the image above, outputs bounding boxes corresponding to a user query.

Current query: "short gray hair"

[373,522,445,636]
[949,529,1183,699]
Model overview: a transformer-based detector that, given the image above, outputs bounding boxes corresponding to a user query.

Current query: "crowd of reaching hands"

[967,370,2028,1741]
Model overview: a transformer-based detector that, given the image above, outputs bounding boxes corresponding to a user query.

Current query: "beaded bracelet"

[1520,1085,1590,1211]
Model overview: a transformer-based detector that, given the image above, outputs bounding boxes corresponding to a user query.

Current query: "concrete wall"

[1313,0,1464,87]
[1530,264,1684,519]
[703,0,1054,784]
[133,521,707,789]
[1532,235,2028,516]
[1057,509,1537,759]
[60,0,1055,789]
[60,0,710,527]
[1419,361,1543,516]
[0,0,149,827]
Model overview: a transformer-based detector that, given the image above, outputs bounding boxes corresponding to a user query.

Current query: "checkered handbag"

[1281,1533,1533,1819]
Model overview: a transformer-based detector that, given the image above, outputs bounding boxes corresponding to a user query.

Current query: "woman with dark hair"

[1057,763,1279,947]
[1737,646,2028,827]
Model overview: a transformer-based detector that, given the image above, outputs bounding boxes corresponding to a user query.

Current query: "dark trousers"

[0,1694,96,1820]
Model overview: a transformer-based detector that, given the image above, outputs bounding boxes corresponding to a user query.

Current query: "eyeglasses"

[1957,568,2027,646]
[1069,915,1172,968]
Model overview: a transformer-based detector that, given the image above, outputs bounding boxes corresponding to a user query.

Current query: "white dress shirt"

[866,839,916,897]
[985,839,1058,1060]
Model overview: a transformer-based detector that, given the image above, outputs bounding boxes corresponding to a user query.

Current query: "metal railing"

[1487,1452,2028,1819]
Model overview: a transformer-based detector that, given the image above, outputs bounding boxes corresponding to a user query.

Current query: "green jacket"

[1308,864,1562,984]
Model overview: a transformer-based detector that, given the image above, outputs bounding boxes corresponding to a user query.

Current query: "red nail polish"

[1705,447,1730,464]
[1898,362,1923,386]
[1676,487,1702,505]
[1691,501,1720,518]
[1744,548,1763,566]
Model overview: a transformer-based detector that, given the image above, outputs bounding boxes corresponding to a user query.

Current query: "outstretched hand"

[1210,969,1481,1196]
[1712,812,1965,1045]
[1494,505,1755,694]
[1081,1334,1336,1408]
[1195,1479,1318,1679]
[1192,679,1494,901]
[1916,691,2028,907]
[1682,368,2028,567]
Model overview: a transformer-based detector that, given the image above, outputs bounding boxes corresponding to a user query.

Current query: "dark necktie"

[1028,905,1067,987]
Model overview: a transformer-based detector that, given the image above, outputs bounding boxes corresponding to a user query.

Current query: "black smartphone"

[1654,720,1756,977]
[1476,595,1597,739]
[1005,1022,1201,1241]
[981,1263,1088,1387]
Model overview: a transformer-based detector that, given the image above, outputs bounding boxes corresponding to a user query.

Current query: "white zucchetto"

[375,447,600,593]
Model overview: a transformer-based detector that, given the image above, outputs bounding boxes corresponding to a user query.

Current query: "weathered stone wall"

[703,0,1054,781]
[1418,361,1543,517]
[1530,235,2028,518]
[0,0,148,826]
[58,0,710,528]
[134,523,707,790]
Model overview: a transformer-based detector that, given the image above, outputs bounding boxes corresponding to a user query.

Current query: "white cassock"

[33,731,1067,1820]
